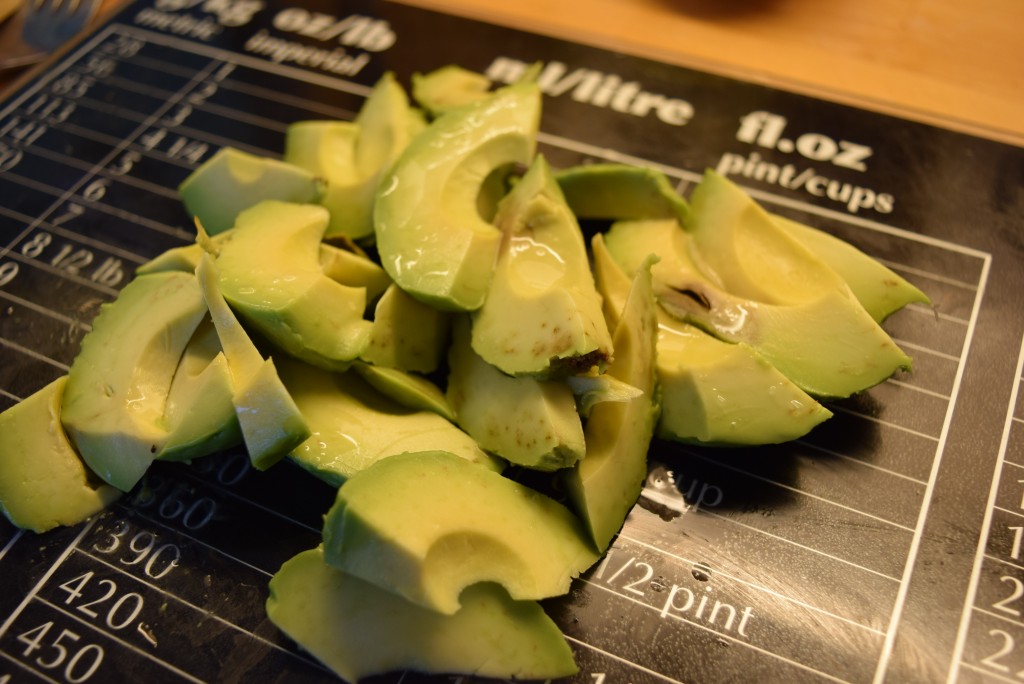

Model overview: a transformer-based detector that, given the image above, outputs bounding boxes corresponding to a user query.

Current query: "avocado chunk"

[411,64,493,117]
[361,283,451,373]
[196,254,309,470]
[214,200,372,371]
[352,362,454,421]
[178,147,323,236]
[448,316,585,471]
[567,371,643,418]
[0,377,121,532]
[606,178,913,398]
[594,227,831,445]
[322,450,599,615]
[317,242,392,304]
[656,316,832,444]
[159,317,243,462]
[141,234,392,309]
[374,80,542,311]
[267,547,578,682]
[555,162,689,223]
[284,72,426,241]
[61,270,208,491]
[563,242,659,552]
[471,155,612,377]
[772,214,931,322]
[276,356,498,487]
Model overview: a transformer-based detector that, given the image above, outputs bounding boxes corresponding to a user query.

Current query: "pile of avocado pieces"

[0,65,929,680]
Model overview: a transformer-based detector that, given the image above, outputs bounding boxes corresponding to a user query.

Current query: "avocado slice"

[141,234,392,311]
[61,270,208,491]
[158,318,243,462]
[196,254,309,470]
[448,316,585,471]
[374,80,542,312]
[567,371,643,418]
[0,377,121,532]
[563,243,659,552]
[178,147,323,236]
[352,362,454,421]
[594,227,831,445]
[213,200,372,371]
[606,199,913,398]
[361,283,451,373]
[276,356,498,487]
[771,214,931,322]
[322,450,599,615]
[317,242,392,304]
[267,547,578,682]
[284,72,427,241]
[471,155,613,377]
[555,162,689,223]
[412,64,492,117]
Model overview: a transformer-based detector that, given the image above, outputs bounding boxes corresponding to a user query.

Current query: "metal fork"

[21,0,101,53]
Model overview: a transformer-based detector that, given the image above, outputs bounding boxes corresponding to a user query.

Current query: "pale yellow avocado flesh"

[61,270,208,492]
[0,377,121,533]
[284,73,426,240]
[178,147,323,236]
[564,241,659,552]
[196,254,310,470]
[374,81,542,312]
[411,64,493,117]
[214,200,372,371]
[276,356,498,487]
[317,242,392,303]
[655,317,832,444]
[267,547,578,683]
[360,282,451,373]
[158,318,242,462]
[606,206,912,399]
[352,362,454,421]
[448,316,585,471]
[471,155,612,377]
[594,230,831,445]
[555,162,689,223]
[322,450,599,615]
[772,214,931,322]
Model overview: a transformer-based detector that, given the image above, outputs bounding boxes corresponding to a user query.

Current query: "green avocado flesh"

[267,547,578,682]
[214,200,372,371]
[196,254,310,470]
[411,64,493,117]
[592,234,831,445]
[0,377,121,533]
[772,214,931,322]
[448,316,585,471]
[555,162,689,223]
[564,245,659,552]
[471,155,612,377]
[158,318,242,462]
[276,356,498,487]
[605,175,912,398]
[285,72,426,241]
[374,81,542,312]
[322,450,599,615]
[61,270,208,492]
[360,283,451,373]
[351,362,455,421]
[178,146,322,236]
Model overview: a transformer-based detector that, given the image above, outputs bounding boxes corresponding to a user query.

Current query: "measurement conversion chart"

[1,1,1022,682]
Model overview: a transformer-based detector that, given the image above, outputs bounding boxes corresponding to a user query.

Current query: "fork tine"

[21,0,99,52]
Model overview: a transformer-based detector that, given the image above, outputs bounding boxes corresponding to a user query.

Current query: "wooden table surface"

[3,0,1023,146]
[402,0,1024,146]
